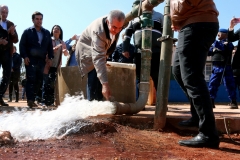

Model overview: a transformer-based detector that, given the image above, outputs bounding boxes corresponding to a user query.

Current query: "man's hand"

[0,37,8,45]
[24,57,30,66]
[102,82,111,101]
[122,51,130,59]
[230,18,237,30]
[171,25,180,31]
[8,25,16,35]
[47,59,52,67]
[71,34,78,41]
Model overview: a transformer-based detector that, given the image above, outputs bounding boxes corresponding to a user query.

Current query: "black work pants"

[0,49,12,99]
[172,22,219,138]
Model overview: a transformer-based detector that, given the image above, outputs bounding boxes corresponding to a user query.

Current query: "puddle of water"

[0,94,116,141]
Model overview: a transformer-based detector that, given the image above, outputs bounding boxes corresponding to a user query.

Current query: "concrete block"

[56,62,136,105]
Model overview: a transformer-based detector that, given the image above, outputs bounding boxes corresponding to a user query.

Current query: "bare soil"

[0,122,239,160]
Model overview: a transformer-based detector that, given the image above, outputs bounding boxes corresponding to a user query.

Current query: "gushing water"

[0,94,116,142]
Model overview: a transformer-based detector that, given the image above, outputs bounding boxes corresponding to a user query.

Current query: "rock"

[0,131,14,146]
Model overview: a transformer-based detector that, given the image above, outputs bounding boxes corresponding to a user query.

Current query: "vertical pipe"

[154,0,173,129]
[138,11,153,107]
[141,11,153,82]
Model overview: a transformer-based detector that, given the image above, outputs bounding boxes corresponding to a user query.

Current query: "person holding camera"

[65,34,79,66]
[208,28,238,109]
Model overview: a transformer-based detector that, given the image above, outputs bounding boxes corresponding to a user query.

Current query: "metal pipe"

[113,0,164,115]
[114,26,152,115]
[154,0,173,129]
[123,0,164,27]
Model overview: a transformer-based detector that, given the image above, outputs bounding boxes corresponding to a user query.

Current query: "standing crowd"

[0,5,79,108]
[0,0,240,149]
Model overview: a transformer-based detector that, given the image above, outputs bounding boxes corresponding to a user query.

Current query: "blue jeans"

[209,64,236,100]
[87,69,103,101]
[42,67,57,105]
[0,49,12,99]
[25,58,45,102]
[69,52,78,66]
[172,22,219,138]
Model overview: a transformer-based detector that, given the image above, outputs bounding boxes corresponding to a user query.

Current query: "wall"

[168,80,235,102]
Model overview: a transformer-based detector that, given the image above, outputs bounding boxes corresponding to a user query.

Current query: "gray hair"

[107,10,125,23]
[0,5,8,11]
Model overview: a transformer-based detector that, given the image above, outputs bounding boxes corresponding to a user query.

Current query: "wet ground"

[0,121,239,160]
[0,100,239,159]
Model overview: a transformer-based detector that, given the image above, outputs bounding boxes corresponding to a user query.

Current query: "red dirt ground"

[0,122,239,160]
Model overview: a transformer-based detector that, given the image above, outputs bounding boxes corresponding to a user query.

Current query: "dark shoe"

[179,118,199,127]
[8,99,12,102]
[230,100,238,109]
[211,98,215,108]
[0,99,9,106]
[15,100,18,102]
[27,100,38,108]
[179,133,219,148]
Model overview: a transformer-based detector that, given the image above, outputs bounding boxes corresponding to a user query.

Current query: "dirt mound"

[0,122,239,159]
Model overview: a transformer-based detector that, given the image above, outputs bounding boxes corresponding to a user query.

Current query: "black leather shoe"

[230,100,238,109]
[179,118,199,127]
[27,100,38,108]
[0,99,9,106]
[179,133,219,148]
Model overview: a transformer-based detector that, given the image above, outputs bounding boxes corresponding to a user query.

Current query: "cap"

[219,28,228,33]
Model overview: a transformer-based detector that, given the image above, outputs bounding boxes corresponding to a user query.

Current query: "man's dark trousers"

[0,49,12,99]
[25,57,45,102]
[8,71,21,101]
[172,22,219,139]
[87,69,103,101]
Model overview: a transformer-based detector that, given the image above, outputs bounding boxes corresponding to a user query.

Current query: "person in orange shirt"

[170,0,220,148]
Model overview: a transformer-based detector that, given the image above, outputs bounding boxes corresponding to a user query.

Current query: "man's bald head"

[0,5,9,21]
